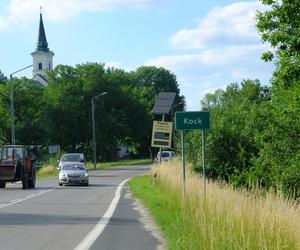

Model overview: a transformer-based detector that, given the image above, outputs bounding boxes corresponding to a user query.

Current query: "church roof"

[36,13,49,52]
[32,73,48,87]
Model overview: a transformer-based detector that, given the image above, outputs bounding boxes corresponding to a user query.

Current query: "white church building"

[31,12,54,86]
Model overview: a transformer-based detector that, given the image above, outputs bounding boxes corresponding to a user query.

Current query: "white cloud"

[145,45,273,110]
[145,44,269,71]
[144,1,274,110]
[170,1,267,50]
[0,0,156,30]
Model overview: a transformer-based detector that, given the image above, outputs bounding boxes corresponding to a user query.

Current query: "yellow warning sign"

[151,121,173,148]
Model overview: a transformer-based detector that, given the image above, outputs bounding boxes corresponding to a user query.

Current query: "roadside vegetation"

[37,158,152,178]
[183,1,300,198]
[129,160,300,250]
[0,65,184,162]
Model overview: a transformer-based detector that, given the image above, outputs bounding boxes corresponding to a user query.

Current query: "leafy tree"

[256,0,300,197]
[0,77,46,145]
[45,63,152,161]
[0,70,7,84]
[186,80,271,186]
[132,66,185,156]
[133,66,185,112]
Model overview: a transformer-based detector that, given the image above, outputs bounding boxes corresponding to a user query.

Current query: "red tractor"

[0,145,36,189]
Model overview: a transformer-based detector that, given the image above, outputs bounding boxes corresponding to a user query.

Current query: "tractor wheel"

[0,181,6,188]
[28,168,36,189]
[22,174,29,189]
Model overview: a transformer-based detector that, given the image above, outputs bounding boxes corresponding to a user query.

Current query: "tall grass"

[148,159,300,250]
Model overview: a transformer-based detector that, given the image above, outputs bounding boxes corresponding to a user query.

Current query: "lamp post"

[91,92,108,169]
[10,65,33,145]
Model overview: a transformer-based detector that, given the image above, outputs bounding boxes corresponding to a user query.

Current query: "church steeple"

[31,9,54,86]
[36,13,49,52]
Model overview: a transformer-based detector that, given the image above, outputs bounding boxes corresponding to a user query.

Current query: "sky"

[0,0,274,111]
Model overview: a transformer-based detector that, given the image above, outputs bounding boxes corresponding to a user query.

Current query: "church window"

[38,63,42,70]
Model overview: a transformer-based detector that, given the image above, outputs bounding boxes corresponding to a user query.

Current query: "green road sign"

[175,111,210,130]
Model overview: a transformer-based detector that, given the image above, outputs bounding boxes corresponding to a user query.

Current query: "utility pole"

[91,92,108,169]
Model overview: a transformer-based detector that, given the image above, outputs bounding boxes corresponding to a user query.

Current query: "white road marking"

[0,189,53,209]
[74,178,131,250]
[92,170,128,176]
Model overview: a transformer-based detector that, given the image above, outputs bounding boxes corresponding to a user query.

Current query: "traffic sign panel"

[151,121,173,148]
[175,111,210,130]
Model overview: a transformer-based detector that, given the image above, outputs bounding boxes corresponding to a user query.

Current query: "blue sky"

[0,0,274,110]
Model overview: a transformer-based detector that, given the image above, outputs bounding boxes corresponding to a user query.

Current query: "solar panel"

[152,92,176,114]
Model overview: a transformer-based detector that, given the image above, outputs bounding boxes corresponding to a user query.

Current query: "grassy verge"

[36,158,153,179]
[129,159,300,250]
[85,158,153,170]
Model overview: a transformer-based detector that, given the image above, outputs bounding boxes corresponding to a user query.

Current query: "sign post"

[181,131,185,196]
[151,92,176,164]
[175,111,210,199]
[202,130,206,199]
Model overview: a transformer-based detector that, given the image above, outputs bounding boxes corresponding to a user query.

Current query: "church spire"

[36,11,49,52]
[31,8,54,86]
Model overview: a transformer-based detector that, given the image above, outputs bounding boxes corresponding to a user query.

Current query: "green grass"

[36,158,152,179]
[129,160,300,250]
[129,175,187,250]
[85,158,153,170]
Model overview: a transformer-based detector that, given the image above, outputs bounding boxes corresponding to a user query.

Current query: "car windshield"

[61,154,82,162]
[1,147,23,160]
[161,152,170,157]
[62,164,85,171]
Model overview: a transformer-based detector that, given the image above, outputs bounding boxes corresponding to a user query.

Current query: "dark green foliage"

[186,78,299,198]
[256,0,300,198]
[0,77,46,145]
[185,1,300,199]
[186,80,271,186]
[0,70,7,84]
[0,63,184,162]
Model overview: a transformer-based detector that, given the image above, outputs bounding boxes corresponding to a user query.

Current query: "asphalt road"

[0,165,164,250]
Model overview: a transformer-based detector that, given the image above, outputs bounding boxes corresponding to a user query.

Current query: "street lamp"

[10,65,33,145]
[91,92,108,169]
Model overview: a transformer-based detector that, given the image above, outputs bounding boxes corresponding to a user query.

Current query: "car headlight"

[84,172,88,177]
[60,172,66,177]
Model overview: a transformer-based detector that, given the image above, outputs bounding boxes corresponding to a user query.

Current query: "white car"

[58,153,85,169]
[58,162,89,186]
[155,150,175,162]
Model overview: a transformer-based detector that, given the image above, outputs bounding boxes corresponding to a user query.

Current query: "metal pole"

[91,92,108,169]
[10,74,15,145]
[158,113,165,165]
[9,64,33,145]
[172,108,176,151]
[181,130,186,197]
[91,98,96,169]
[202,130,206,199]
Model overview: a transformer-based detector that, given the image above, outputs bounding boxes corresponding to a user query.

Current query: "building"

[31,12,54,86]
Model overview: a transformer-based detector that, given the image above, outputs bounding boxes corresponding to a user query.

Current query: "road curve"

[0,164,163,250]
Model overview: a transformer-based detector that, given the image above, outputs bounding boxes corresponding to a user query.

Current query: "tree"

[0,77,46,145]
[44,63,152,161]
[0,70,7,84]
[186,80,272,186]
[132,66,185,156]
[256,0,300,197]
